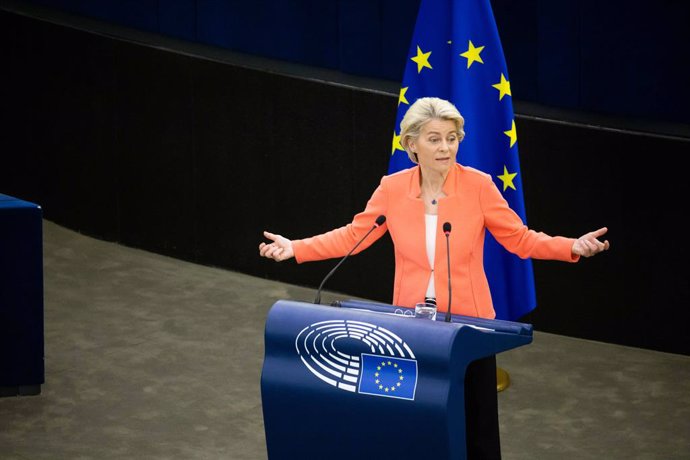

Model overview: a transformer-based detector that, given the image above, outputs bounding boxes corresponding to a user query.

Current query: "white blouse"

[425,214,438,299]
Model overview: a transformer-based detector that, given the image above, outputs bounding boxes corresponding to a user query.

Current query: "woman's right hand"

[259,231,295,262]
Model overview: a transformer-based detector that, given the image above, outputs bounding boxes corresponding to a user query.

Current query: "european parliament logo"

[295,320,418,401]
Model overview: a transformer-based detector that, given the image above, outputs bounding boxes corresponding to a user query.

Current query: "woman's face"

[409,118,459,176]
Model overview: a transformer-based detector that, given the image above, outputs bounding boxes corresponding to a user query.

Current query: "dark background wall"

[1,2,688,356]
[9,0,690,127]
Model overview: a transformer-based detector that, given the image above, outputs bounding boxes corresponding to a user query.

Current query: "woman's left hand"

[572,227,610,257]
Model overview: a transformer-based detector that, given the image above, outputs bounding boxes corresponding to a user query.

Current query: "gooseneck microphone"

[313,215,386,304]
[443,222,453,323]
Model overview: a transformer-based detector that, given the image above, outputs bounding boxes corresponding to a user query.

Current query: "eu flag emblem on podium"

[358,354,418,400]
[388,0,537,321]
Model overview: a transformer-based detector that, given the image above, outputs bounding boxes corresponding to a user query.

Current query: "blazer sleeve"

[479,177,579,262]
[292,178,389,263]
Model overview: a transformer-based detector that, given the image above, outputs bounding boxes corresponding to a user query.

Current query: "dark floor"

[1,221,689,459]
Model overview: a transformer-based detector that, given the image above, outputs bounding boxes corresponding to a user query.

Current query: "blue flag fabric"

[358,354,418,400]
[388,0,536,321]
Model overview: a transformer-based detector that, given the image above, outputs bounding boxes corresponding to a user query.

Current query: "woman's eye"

[430,138,439,143]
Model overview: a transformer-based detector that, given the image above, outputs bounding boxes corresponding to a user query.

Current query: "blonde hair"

[399,97,465,163]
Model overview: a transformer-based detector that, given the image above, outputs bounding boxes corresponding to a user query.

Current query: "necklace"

[421,173,445,205]
[423,186,443,205]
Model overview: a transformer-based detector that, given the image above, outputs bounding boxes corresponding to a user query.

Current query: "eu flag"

[358,354,418,400]
[388,0,537,321]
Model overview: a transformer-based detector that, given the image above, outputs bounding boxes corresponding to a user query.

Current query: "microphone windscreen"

[443,222,452,233]
[375,215,386,226]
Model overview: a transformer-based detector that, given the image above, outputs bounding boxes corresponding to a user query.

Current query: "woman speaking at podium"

[259,97,609,459]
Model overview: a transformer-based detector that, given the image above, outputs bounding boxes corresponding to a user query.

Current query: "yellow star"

[492,73,511,100]
[393,363,398,368]
[376,366,381,370]
[398,87,409,106]
[385,388,389,392]
[398,369,402,373]
[410,46,433,73]
[375,379,380,384]
[459,40,485,69]
[396,382,401,387]
[391,387,396,391]
[399,375,404,380]
[387,361,392,365]
[379,385,383,389]
[391,132,403,155]
[497,165,518,191]
[504,120,517,148]
[374,372,379,377]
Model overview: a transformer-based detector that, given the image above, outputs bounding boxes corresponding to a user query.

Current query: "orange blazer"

[292,164,578,319]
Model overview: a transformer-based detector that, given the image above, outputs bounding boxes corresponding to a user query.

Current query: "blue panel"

[199,0,339,67]
[379,0,420,81]
[159,0,196,41]
[271,0,340,69]
[75,0,159,32]
[537,0,579,108]
[18,0,689,123]
[28,0,159,32]
[491,0,538,101]
[201,0,342,68]
[0,195,44,388]
[579,0,689,123]
[23,0,82,13]
[196,0,275,56]
[339,0,382,77]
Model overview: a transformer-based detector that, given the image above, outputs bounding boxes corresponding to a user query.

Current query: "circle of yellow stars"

[374,360,404,393]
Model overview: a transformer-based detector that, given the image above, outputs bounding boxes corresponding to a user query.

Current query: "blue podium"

[261,299,533,459]
[0,193,44,396]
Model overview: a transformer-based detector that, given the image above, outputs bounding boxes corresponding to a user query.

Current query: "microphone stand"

[443,223,453,323]
[314,216,385,304]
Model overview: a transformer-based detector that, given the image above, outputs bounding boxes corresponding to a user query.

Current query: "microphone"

[313,215,386,304]
[443,222,453,322]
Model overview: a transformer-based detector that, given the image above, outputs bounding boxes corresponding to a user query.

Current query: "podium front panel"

[260,300,533,459]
